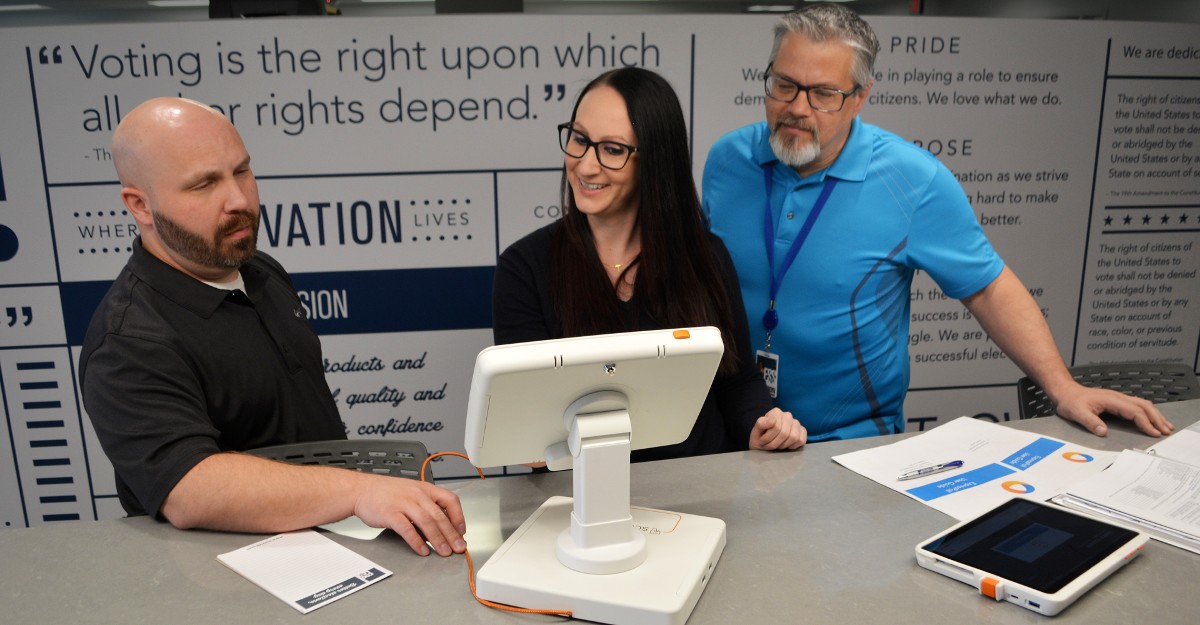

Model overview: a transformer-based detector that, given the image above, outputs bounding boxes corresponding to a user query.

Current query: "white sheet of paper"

[320,515,387,540]
[217,530,392,614]
[833,417,1116,520]
[1146,418,1200,464]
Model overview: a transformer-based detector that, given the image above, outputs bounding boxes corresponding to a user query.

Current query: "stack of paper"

[1052,422,1200,555]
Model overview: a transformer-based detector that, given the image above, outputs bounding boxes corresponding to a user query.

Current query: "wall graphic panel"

[1,15,1196,527]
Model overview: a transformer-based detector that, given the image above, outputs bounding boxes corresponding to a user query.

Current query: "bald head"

[113,96,260,283]
[112,97,234,191]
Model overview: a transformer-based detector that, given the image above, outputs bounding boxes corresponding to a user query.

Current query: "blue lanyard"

[761,163,838,334]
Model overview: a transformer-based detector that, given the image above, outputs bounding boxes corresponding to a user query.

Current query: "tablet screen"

[921,499,1140,593]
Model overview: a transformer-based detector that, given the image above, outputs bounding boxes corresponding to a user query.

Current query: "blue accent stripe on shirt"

[850,237,907,435]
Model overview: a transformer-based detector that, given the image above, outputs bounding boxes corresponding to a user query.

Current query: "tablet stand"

[555,391,647,573]
[474,390,727,625]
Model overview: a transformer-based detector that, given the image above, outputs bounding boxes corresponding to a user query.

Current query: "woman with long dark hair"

[493,67,806,461]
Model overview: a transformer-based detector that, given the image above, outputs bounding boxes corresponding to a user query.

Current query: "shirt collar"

[751,122,780,168]
[829,116,870,183]
[126,237,265,318]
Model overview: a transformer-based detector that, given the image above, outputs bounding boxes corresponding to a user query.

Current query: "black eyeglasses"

[558,124,639,170]
[763,64,861,113]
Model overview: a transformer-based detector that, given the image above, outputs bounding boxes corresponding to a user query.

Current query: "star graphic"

[1142,214,1151,225]
[1104,215,1113,226]
[1123,214,1132,225]
[1161,214,1171,224]
[1181,213,1190,224]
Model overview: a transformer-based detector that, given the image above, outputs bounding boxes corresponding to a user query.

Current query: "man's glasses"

[558,124,639,170]
[763,65,861,113]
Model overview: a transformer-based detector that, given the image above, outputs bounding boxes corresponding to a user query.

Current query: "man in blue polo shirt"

[703,4,1172,441]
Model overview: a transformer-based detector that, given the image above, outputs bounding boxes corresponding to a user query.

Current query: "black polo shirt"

[79,238,345,517]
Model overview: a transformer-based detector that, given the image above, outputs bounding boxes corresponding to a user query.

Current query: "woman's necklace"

[603,255,637,271]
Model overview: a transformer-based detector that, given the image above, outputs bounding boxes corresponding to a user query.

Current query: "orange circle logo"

[1062,452,1094,463]
[1002,481,1035,494]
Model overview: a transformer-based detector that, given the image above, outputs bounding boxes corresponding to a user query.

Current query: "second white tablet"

[915,498,1147,616]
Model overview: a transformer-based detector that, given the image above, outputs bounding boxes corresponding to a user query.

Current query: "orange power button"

[673,330,691,339]
[981,577,1001,600]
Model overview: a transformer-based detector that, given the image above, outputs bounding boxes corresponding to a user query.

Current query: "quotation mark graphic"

[6,306,33,327]
[0,224,18,261]
[38,45,63,65]
[543,84,566,102]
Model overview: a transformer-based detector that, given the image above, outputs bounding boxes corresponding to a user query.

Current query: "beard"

[152,208,259,270]
[769,116,822,170]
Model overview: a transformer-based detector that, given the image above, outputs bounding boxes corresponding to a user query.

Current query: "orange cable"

[420,450,484,482]
[422,450,572,618]
[464,547,572,617]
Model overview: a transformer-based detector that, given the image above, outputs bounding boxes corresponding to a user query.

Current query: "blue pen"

[897,460,964,481]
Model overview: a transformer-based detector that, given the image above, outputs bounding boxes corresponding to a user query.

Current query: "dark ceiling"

[1,0,1197,26]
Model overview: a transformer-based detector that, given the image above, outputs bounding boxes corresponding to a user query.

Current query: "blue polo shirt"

[702,118,1003,441]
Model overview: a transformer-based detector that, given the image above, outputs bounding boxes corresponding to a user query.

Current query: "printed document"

[1053,449,1200,555]
[218,530,392,613]
[833,417,1116,520]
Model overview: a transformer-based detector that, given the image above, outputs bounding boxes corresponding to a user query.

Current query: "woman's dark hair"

[551,66,740,373]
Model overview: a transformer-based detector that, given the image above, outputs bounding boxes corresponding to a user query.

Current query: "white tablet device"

[463,326,724,468]
[915,498,1148,616]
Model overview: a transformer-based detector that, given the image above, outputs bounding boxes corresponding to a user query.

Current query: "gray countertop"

[4,400,1199,624]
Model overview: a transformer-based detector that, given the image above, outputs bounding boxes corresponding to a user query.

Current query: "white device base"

[476,496,726,625]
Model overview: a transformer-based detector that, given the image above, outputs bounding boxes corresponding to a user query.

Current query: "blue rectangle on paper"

[1002,438,1065,471]
[906,463,1015,501]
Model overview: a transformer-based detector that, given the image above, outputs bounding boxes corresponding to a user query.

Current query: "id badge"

[755,350,779,398]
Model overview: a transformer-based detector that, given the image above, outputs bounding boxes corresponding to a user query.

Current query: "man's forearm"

[960,266,1075,400]
[160,452,365,532]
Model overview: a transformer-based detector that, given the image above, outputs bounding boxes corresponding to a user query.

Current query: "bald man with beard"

[80,98,467,557]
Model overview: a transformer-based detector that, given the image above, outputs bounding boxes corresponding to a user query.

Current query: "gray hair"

[768,3,880,88]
